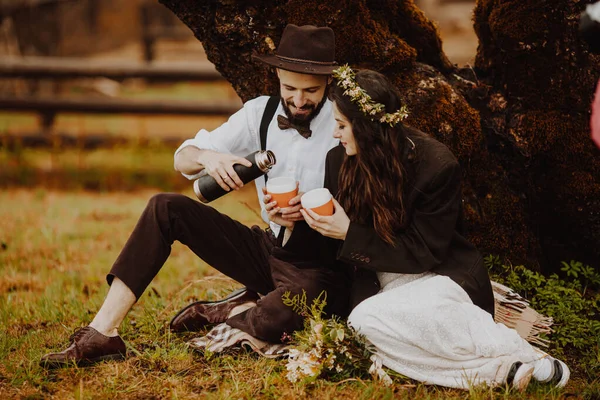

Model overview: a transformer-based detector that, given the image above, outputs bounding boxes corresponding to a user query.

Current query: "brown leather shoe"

[40,326,126,368]
[169,287,259,332]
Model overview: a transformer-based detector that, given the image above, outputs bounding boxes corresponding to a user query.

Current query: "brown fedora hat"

[253,24,337,75]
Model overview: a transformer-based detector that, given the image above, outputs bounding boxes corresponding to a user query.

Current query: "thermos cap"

[256,150,276,172]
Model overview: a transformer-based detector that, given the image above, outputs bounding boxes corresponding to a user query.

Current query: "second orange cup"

[301,188,334,216]
[266,177,298,208]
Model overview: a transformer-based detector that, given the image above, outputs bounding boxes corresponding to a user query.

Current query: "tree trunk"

[472,0,600,269]
[159,0,600,272]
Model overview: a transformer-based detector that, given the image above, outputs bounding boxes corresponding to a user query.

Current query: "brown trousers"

[108,193,351,343]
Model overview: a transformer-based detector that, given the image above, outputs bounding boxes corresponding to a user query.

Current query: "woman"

[299,67,570,390]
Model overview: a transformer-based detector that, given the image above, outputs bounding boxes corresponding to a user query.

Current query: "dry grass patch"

[0,188,595,399]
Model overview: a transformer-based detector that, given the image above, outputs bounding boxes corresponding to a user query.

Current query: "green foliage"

[282,289,321,317]
[484,255,600,379]
[282,290,382,384]
[0,145,188,192]
[560,260,600,296]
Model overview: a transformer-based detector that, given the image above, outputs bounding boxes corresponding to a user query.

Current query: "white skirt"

[348,272,545,389]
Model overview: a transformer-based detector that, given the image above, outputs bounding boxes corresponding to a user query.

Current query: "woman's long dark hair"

[329,70,409,245]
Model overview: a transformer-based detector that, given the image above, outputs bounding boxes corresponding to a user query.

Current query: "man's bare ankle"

[88,322,119,337]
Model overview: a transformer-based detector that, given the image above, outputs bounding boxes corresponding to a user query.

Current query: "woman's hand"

[300,198,350,240]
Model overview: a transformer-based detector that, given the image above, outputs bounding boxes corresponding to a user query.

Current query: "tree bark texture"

[472,0,600,269]
[159,0,600,271]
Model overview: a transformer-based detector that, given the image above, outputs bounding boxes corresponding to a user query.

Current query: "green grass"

[0,149,598,399]
[0,144,192,191]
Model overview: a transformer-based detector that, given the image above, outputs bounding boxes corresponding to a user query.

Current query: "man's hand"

[262,186,304,228]
[279,184,304,222]
[300,198,350,240]
[175,147,253,191]
[198,150,253,191]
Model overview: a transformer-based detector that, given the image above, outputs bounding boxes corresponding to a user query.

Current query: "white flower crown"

[332,65,409,127]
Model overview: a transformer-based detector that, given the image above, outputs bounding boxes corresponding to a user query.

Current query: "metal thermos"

[193,150,276,203]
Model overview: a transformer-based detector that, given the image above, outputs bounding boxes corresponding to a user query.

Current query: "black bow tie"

[277,115,312,139]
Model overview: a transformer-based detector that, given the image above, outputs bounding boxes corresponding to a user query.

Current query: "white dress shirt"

[175,95,339,235]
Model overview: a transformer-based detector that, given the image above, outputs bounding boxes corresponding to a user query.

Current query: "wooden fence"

[0,56,241,147]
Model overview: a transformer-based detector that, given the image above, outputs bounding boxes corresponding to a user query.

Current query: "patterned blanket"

[188,281,553,357]
[188,322,291,358]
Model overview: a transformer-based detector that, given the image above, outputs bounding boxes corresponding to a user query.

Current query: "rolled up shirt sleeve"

[174,98,264,180]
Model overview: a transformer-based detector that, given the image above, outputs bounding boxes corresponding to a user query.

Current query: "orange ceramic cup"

[301,188,334,216]
[266,177,298,208]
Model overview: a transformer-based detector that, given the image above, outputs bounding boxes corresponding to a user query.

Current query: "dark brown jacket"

[281,127,495,316]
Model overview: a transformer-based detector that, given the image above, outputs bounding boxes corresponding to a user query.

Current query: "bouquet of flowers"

[282,290,392,385]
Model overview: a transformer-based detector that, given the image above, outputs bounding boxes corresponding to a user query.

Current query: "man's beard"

[281,89,328,127]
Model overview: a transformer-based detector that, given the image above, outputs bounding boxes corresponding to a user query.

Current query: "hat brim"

[252,54,337,75]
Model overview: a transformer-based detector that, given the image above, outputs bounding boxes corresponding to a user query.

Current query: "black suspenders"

[259,96,287,242]
[259,96,280,184]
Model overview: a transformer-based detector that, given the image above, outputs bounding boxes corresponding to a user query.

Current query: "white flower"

[313,323,323,335]
[286,370,300,383]
[326,354,337,369]
[333,64,409,126]
[309,346,322,360]
[315,340,323,353]
[286,348,323,382]
[368,354,393,386]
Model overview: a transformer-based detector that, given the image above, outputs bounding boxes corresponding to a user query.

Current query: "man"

[40,24,350,368]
